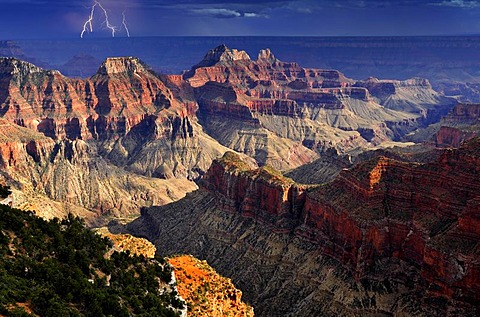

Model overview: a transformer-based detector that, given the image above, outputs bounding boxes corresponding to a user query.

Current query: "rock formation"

[354,77,453,124]
[0,46,458,222]
[0,47,456,175]
[128,139,480,316]
[407,103,480,147]
[185,45,455,169]
[95,227,253,316]
[0,56,233,180]
[169,255,254,317]
[0,55,242,222]
[0,43,476,316]
[0,119,197,225]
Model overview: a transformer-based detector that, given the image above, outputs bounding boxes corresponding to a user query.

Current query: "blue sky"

[0,0,479,39]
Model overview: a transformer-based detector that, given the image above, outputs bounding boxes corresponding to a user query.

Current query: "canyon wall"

[187,45,455,169]
[128,140,480,316]
[408,103,480,147]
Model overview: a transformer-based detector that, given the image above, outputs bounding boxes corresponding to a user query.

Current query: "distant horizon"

[2,35,479,83]
[3,33,480,42]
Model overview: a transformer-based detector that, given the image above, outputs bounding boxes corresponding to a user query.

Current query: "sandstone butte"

[128,138,480,316]
[97,228,254,317]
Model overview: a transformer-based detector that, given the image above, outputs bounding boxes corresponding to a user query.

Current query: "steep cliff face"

[185,45,454,170]
[434,126,479,148]
[128,143,480,316]
[409,103,480,147]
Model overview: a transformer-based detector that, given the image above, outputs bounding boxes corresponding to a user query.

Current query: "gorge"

[0,44,479,316]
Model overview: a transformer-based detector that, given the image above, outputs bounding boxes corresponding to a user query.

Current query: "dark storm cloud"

[0,0,478,11]
[0,0,478,38]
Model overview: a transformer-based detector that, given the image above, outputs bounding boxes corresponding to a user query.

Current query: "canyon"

[0,45,458,222]
[0,43,479,316]
[407,102,480,148]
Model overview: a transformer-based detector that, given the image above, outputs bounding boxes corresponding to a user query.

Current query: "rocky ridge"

[186,45,454,169]
[0,54,243,222]
[96,228,254,317]
[128,140,480,316]
[0,47,455,173]
[0,56,232,180]
[0,118,197,225]
[0,45,457,222]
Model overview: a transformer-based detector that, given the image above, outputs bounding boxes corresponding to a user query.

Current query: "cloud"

[244,12,265,17]
[190,8,268,18]
[432,0,480,7]
[2,0,477,15]
[190,8,242,18]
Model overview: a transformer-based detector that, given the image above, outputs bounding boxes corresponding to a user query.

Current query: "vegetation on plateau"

[0,186,183,317]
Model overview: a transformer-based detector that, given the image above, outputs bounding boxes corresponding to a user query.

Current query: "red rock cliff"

[201,142,480,305]
[203,152,307,229]
[0,57,189,141]
[433,103,480,147]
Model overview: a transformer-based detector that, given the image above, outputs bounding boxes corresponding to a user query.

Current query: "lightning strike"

[122,11,130,38]
[81,3,96,38]
[97,2,117,37]
[80,1,120,38]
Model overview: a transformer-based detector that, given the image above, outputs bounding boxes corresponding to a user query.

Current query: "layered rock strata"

[128,141,480,316]
[0,47,455,176]
[408,103,480,147]
[0,47,457,221]
[185,45,454,169]
[0,56,231,180]
[0,119,197,225]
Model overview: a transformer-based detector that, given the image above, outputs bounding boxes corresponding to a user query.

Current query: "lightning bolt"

[97,2,117,37]
[81,3,96,38]
[80,1,120,38]
[122,11,130,38]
